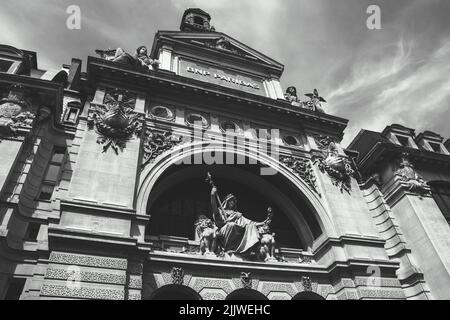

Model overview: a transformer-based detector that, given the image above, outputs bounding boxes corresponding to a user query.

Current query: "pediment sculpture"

[196,173,277,262]
[314,135,354,193]
[87,89,142,154]
[203,37,246,57]
[95,46,160,70]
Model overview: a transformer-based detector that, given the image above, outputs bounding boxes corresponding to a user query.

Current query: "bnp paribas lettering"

[187,66,260,90]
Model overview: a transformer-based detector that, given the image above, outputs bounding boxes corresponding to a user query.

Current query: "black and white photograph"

[0,0,449,304]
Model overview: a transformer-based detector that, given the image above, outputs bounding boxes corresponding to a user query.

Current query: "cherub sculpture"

[195,215,217,255]
[304,88,327,113]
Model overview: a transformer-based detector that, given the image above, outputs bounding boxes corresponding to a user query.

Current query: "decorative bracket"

[171,267,185,285]
[241,272,252,289]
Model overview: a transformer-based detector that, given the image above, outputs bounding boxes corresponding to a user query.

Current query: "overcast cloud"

[1,0,449,146]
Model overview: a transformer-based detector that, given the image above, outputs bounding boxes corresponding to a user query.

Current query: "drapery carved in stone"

[313,135,354,193]
[87,89,142,154]
[280,155,320,195]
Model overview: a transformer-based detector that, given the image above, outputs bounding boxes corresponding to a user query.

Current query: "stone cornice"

[357,142,450,173]
[86,57,348,139]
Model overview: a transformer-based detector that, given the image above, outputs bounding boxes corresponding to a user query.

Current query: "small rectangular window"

[397,135,410,147]
[38,147,66,201]
[64,107,79,124]
[4,278,26,300]
[0,59,14,73]
[44,164,61,182]
[429,142,441,153]
[25,223,40,242]
[38,184,54,201]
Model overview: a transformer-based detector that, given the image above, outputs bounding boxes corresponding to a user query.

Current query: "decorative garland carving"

[280,156,320,195]
[87,89,142,154]
[394,153,430,195]
[141,129,184,168]
[171,267,185,285]
[313,135,354,193]
[241,272,252,289]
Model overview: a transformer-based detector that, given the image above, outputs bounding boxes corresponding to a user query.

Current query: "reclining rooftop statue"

[95,46,160,70]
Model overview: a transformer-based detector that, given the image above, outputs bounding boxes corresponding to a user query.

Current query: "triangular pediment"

[153,31,284,71]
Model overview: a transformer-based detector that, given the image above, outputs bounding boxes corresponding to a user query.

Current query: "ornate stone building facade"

[0,9,449,300]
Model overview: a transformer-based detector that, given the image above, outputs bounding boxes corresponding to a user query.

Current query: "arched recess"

[136,141,337,248]
[149,284,202,300]
[226,289,268,300]
[292,291,325,300]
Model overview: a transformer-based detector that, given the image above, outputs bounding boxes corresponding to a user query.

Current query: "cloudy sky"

[1,0,449,146]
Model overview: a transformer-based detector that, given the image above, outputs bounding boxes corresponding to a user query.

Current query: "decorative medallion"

[171,267,184,285]
[280,156,320,195]
[87,89,142,154]
[301,276,313,291]
[241,272,252,289]
[394,153,430,195]
[142,129,184,169]
[313,135,354,193]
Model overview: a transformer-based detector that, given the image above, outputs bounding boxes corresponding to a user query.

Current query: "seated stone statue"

[210,187,272,257]
[284,86,302,107]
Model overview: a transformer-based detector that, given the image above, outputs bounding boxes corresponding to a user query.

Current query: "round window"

[186,113,209,127]
[283,135,299,146]
[220,121,240,133]
[150,106,174,120]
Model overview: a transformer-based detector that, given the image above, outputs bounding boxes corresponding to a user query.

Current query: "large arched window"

[145,162,323,251]
[429,181,450,224]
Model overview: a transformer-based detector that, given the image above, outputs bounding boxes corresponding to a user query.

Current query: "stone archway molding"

[136,140,337,239]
